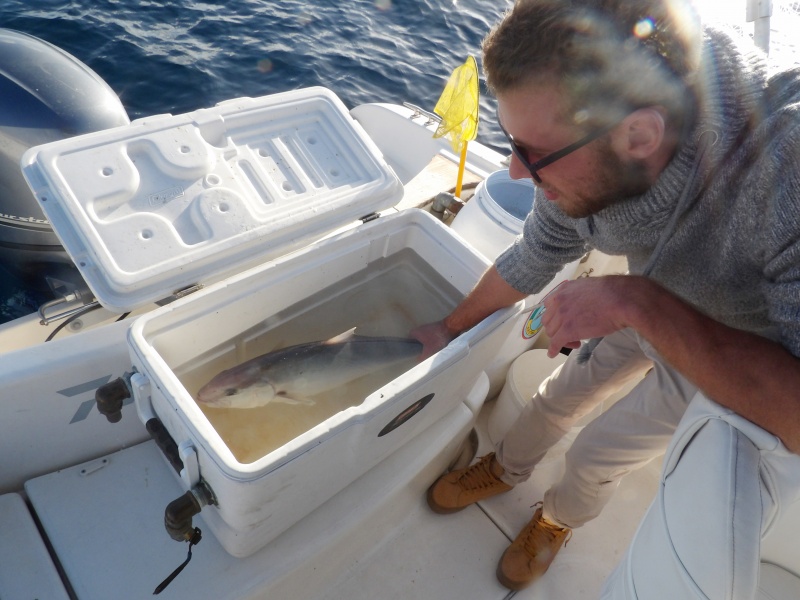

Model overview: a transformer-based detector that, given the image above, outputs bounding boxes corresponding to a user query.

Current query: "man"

[416,0,800,592]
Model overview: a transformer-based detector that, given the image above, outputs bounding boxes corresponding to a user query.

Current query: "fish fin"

[325,327,357,345]
[275,393,316,406]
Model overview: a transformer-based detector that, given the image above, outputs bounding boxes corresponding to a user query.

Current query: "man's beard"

[560,138,651,219]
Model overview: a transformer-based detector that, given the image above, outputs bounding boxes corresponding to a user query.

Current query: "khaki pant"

[495,328,698,529]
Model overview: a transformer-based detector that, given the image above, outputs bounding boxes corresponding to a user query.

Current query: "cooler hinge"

[156,283,204,306]
[359,212,381,224]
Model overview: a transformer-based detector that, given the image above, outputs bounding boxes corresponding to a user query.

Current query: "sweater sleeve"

[494,190,588,294]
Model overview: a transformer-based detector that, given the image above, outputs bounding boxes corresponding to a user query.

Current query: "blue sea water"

[1,0,513,138]
[0,0,514,323]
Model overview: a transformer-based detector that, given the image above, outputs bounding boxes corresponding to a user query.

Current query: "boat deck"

[3,386,660,600]
[5,348,800,600]
[321,405,662,600]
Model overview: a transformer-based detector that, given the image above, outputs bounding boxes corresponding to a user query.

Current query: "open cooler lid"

[21,87,403,312]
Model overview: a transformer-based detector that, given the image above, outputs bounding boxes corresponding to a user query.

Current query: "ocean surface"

[0,0,516,323]
[0,0,798,323]
[1,0,516,140]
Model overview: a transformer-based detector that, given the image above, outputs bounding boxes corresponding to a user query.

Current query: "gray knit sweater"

[495,25,800,358]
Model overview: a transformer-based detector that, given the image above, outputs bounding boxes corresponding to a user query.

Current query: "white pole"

[746,0,773,53]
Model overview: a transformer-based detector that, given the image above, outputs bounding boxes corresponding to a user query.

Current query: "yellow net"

[433,55,479,153]
[433,55,479,197]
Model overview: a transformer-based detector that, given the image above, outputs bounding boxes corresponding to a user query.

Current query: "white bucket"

[450,169,534,261]
[488,350,567,445]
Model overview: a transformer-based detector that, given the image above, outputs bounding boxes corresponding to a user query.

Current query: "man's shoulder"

[765,63,800,117]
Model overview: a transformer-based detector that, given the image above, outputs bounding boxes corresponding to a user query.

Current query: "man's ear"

[615,107,666,160]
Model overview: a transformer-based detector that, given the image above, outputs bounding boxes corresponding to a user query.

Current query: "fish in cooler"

[196,330,423,409]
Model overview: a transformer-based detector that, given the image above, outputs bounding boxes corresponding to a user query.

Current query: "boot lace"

[457,454,504,491]
[520,502,572,555]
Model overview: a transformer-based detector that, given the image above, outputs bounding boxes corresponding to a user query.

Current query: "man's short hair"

[482,0,703,132]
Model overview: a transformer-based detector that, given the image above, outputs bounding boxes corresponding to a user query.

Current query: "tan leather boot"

[496,505,572,590]
[426,453,513,514]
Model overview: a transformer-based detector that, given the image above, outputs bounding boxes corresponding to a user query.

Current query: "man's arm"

[542,275,800,453]
[411,265,528,359]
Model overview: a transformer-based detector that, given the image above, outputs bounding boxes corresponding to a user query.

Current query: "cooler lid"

[21,87,403,311]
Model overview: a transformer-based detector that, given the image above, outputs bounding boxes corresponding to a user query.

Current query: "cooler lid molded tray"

[21,87,403,311]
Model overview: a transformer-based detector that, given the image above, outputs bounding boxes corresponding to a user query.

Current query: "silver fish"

[196,332,422,409]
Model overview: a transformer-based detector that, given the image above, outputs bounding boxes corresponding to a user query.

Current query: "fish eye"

[224,388,238,397]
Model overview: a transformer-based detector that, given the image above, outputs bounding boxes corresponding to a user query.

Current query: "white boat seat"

[602,393,800,599]
[0,493,70,600]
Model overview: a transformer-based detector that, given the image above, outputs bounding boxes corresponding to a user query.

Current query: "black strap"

[153,528,202,595]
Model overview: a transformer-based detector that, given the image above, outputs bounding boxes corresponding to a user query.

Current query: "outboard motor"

[0,28,129,294]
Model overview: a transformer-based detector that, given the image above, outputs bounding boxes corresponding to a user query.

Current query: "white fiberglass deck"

[326,407,663,600]
[21,396,661,600]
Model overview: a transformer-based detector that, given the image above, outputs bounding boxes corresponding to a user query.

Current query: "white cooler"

[22,87,523,557]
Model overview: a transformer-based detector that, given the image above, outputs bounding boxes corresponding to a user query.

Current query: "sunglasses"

[496,109,619,183]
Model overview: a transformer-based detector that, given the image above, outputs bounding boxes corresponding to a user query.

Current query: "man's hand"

[410,265,529,361]
[410,320,459,361]
[542,275,636,358]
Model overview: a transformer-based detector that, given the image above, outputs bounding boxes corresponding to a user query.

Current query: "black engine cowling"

[0,28,130,290]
